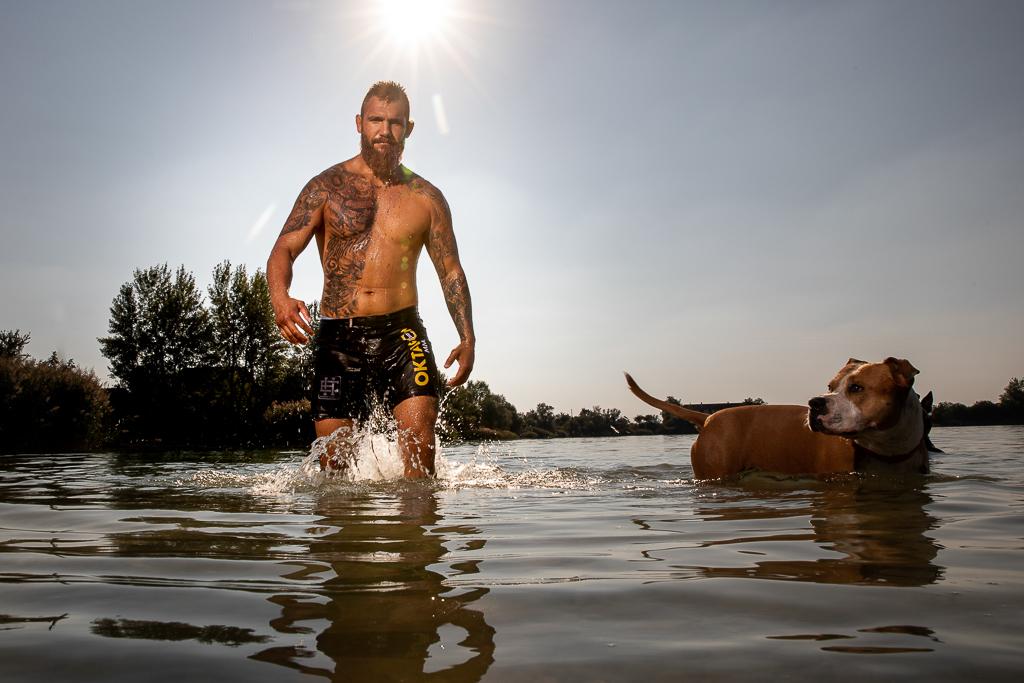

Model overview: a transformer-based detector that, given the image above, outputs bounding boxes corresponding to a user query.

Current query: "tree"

[99,264,213,388]
[0,329,30,359]
[481,391,520,433]
[208,261,285,382]
[98,265,213,445]
[571,406,630,436]
[202,261,292,445]
[932,401,970,426]
[0,335,110,453]
[439,380,519,441]
[661,396,697,434]
[632,414,662,434]
[999,377,1024,422]
[521,402,556,437]
[275,299,320,403]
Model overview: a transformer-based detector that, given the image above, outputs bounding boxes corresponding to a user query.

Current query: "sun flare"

[374,0,455,51]
[343,0,492,115]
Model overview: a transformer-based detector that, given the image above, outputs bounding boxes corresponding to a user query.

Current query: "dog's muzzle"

[807,397,828,433]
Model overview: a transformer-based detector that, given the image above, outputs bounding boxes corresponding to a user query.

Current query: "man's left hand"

[444,341,475,387]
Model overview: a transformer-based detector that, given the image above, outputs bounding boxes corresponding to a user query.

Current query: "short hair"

[361,80,410,119]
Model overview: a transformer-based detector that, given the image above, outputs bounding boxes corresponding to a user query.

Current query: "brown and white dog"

[625,357,934,479]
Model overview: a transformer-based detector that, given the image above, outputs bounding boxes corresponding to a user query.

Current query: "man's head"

[357,80,414,181]
[360,80,410,119]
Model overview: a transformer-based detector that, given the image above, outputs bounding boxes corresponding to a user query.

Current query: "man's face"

[357,97,413,179]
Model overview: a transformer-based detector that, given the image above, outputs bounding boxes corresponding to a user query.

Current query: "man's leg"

[393,396,439,478]
[315,418,356,472]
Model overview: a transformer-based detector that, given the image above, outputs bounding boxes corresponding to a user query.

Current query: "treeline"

[96,262,315,449]
[1,260,1022,452]
[932,378,1024,426]
[0,260,721,452]
[439,382,759,441]
[0,330,110,451]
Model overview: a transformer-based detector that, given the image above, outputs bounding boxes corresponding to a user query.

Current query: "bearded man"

[267,81,475,478]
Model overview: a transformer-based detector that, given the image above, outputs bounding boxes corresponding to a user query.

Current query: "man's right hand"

[273,297,314,345]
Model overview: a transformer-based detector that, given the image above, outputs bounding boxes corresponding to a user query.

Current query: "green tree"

[571,406,629,436]
[98,264,212,445]
[932,401,969,426]
[99,264,213,388]
[208,261,285,382]
[661,396,697,434]
[521,402,556,437]
[0,329,31,359]
[204,261,292,445]
[481,391,519,433]
[632,414,662,434]
[0,336,110,453]
[439,380,519,441]
[999,377,1024,422]
[439,380,487,440]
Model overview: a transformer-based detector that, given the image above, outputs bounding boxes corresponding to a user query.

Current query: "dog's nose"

[808,396,827,413]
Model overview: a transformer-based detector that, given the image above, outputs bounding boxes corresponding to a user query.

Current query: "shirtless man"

[267,81,474,478]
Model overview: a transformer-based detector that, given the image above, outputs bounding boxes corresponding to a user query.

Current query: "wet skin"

[267,96,475,477]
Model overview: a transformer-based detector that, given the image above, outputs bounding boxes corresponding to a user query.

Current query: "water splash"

[174,433,600,497]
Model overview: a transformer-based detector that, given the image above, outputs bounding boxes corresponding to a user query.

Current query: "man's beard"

[360,133,405,182]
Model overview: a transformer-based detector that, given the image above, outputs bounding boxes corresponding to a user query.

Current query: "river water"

[1,426,1022,681]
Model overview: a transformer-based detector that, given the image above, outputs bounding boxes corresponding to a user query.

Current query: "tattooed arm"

[423,184,475,387]
[267,176,325,344]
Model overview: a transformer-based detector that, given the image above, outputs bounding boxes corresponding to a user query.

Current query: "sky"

[2,0,1022,417]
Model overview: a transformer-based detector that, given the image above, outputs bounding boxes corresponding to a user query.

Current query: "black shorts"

[312,307,441,422]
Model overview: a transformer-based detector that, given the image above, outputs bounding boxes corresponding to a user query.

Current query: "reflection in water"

[251,489,495,681]
[91,618,271,646]
[639,479,944,587]
[0,613,68,631]
[702,481,941,586]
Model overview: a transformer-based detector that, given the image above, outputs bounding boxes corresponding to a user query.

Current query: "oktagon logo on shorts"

[400,328,431,387]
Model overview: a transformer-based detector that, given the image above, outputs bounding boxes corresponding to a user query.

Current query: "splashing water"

[173,400,601,495]
[175,433,600,497]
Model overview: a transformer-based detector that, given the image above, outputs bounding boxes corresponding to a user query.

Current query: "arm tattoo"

[320,170,378,316]
[280,179,326,235]
[442,270,473,341]
[417,179,474,341]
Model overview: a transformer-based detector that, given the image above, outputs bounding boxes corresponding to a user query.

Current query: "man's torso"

[312,160,438,318]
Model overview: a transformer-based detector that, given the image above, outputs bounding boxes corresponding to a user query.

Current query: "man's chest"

[323,185,430,244]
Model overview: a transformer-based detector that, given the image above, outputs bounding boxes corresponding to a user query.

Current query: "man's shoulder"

[307,159,373,193]
[312,159,356,182]
[403,168,447,204]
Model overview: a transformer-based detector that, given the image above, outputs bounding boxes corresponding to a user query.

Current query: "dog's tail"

[624,372,710,428]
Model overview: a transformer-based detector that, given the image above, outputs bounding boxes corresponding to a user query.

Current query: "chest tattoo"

[321,171,378,316]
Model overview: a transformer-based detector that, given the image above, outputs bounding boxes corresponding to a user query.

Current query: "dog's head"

[807,357,918,436]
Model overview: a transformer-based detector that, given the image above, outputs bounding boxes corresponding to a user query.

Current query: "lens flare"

[376,0,455,51]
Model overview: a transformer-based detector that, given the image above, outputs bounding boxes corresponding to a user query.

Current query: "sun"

[342,0,492,111]
[374,0,456,52]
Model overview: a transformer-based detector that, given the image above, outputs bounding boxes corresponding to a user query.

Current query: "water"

[1,426,1022,681]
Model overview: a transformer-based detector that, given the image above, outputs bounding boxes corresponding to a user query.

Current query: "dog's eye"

[849,384,863,393]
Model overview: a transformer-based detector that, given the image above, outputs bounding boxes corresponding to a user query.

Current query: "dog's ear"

[884,357,919,388]
[921,390,934,413]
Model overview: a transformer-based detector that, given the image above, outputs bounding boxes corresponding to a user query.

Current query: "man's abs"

[321,282,419,318]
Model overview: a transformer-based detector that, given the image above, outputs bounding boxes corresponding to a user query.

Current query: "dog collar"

[853,438,929,474]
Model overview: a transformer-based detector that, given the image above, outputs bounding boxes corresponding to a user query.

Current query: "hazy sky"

[2,0,1022,416]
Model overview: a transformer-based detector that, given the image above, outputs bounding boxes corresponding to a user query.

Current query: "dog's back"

[693,404,854,478]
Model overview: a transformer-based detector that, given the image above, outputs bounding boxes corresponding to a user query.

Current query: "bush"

[0,354,110,452]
